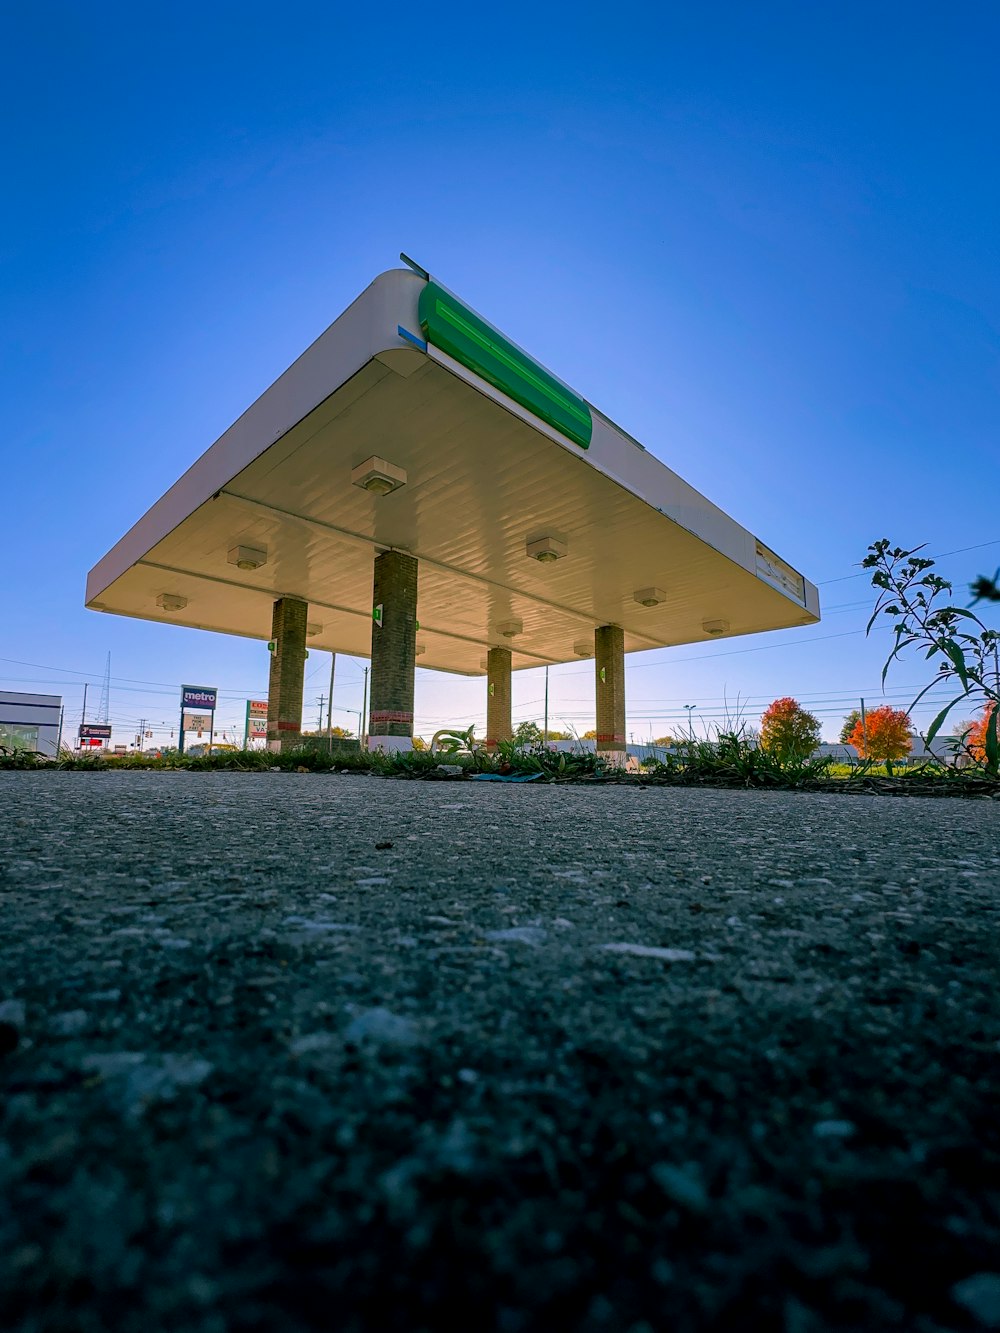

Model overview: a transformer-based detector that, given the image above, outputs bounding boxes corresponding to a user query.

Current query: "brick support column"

[267,596,307,753]
[485,647,512,750]
[595,624,626,763]
[369,549,417,749]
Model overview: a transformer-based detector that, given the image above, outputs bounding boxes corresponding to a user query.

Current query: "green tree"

[839,709,861,745]
[514,721,543,746]
[760,697,822,762]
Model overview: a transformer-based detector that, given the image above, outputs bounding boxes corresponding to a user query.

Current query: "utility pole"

[81,682,89,726]
[543,666,549,744]
[137,717,146,753]
[860,697,868,757]
[317,694,326,734]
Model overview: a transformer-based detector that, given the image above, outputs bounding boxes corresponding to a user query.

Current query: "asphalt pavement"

[2,772,999,1332]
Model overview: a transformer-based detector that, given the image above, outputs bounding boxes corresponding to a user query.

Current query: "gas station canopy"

[86,264,819,673]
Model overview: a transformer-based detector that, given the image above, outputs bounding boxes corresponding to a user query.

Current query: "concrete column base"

[367,735,413,754]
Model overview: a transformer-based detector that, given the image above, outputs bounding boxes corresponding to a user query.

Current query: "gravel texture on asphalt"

[1,771,999,1333]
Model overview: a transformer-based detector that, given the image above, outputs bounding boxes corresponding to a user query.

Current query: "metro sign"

[181,685,217,711]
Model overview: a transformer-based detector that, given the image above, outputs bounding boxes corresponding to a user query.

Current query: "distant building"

[814,742,859,763]
[814,736,966,766]
[548,736,965,768]
[545,738,675,767]
[0,691,62,756]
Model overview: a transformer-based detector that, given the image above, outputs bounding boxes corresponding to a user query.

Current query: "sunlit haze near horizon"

[2,4,998,748]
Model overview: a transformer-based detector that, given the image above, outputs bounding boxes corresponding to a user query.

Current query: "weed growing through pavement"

[863,540,1000,775]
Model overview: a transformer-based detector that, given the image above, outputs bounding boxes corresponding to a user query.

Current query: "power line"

[6,539,997,739]
[816,538,1000,586]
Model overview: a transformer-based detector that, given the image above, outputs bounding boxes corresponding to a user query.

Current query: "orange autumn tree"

[965,703,998,764]
[759,697,821,761]
[846,706,912,762]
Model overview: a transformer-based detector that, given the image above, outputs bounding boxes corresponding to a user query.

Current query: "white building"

[0,691,62,757]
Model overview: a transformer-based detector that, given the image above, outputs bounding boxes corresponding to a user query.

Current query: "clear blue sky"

[2,2,998,747]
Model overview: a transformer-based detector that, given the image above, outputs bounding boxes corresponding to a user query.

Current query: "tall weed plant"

[863,541,1000,775]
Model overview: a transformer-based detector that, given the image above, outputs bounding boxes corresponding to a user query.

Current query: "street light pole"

[684,704,698,740]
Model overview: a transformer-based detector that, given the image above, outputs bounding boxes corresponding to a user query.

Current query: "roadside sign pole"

[178,702,185,754]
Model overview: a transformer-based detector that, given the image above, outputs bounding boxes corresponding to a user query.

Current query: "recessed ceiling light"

[228,544,267,572]
[156,593,188,612]
[351,456,407,496]
[702,619,730,636]
[526,536,567,563]
[573,640,593,657]
[634,586,666,608]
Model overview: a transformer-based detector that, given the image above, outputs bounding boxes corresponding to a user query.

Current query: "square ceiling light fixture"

[351,455,407,496]
[633,586,666,608]
[573,640,593,657]
[526,536,567,563]
[497,619,523,639]
[227,544,267,572]
[306,622,323,637]
[156,593,188,612]
[702,619,730,636]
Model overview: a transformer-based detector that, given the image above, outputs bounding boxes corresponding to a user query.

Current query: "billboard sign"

[181,685,217,711]
[79,724,112,740]
[245,698,268,741]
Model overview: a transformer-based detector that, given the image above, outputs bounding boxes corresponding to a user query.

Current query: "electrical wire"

[7,540,997,743]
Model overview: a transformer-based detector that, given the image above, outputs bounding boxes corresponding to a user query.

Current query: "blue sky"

[2,3,998,747]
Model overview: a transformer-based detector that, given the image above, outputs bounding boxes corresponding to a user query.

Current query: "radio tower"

[97,652,111,725]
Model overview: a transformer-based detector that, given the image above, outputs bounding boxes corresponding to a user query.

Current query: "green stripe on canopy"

[418,282,592,450]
